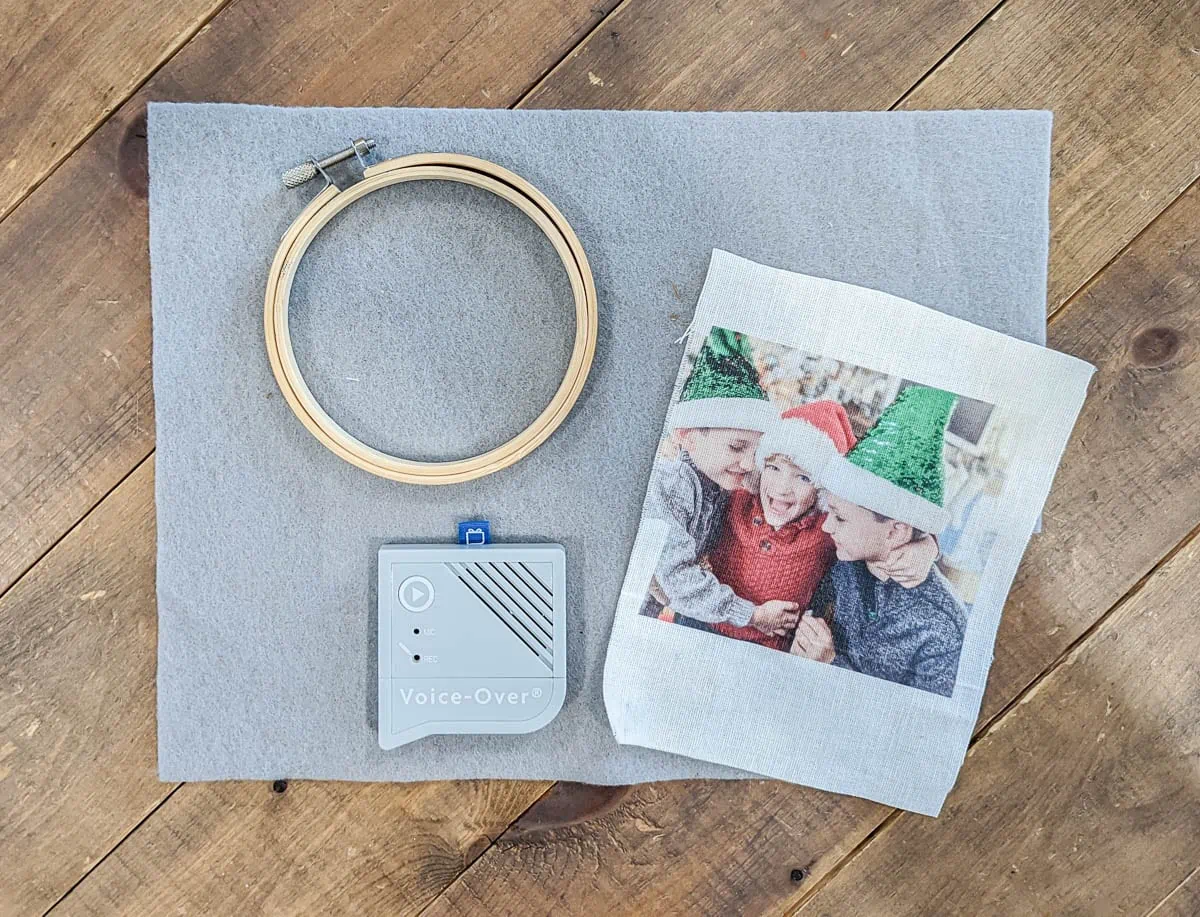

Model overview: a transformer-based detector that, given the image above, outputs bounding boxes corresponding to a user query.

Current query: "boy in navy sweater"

[789,386,967,698]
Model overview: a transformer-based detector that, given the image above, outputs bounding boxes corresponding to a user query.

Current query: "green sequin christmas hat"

[820,385,958,534]
[669,327,776,433]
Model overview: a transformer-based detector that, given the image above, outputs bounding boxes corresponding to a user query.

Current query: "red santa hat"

[755,400,858,475]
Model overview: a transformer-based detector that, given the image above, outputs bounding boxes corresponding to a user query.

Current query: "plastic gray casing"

[378,543,567,748]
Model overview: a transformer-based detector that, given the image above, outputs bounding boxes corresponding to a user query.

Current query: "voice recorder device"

[377,543,567,749]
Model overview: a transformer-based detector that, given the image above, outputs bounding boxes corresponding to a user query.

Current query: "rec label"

[397,685,545,706]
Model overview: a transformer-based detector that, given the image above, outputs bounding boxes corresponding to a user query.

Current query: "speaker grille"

[448,561,555,671]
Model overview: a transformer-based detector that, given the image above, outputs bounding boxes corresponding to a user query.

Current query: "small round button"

[398,575,435,612]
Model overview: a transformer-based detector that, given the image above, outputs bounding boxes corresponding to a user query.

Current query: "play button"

[398,576,435,612]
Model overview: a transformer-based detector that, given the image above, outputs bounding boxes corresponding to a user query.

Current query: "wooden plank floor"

[1,0,1197,914]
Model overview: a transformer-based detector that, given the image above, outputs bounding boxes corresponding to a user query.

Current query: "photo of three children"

[640,326,994,698]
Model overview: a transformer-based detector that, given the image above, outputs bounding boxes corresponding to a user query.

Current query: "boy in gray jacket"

[789,386,968,697]
[796,492,967,697]
[639,327,801,638]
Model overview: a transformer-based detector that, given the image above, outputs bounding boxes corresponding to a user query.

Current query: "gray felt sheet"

[149,103,1052,783]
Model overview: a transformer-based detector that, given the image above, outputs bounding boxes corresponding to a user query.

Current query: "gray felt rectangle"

[149,103,1053,783]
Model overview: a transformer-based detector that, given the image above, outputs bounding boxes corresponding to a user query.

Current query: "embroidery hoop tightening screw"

[282,138,377,190]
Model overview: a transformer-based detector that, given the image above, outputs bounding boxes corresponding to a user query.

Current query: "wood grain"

[410,5,1200,913]
[524,0,995,111]
[901,0,1200,311]
[980,178,1200,725]
[414,163,1200,917]
[0,0,228,221]
[0,458,160,917]
[10,0,1194,627]
[430,781,879,916]
[0,0,616,597]
[51,779,550,917]
[534,0,1200,320]
[2,0,1197,915]
[0,0,611,910]
[49,783,644,915]
[796,534,1200,917]
[1148,866,1200,917]
[0,1,998,908]
[0,0,1014,912]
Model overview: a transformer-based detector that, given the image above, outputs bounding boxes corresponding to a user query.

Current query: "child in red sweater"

[707,401,939,651]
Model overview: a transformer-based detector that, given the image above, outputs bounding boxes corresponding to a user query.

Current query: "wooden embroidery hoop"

[264,139,598,485]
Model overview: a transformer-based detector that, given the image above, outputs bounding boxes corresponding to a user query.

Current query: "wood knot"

[119,109,149,199]
[464,835,491,862]
[1130,326,1182,367]
[507,783,632,839]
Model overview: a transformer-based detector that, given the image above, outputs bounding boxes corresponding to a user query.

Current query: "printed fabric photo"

[603,250,1094,815]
